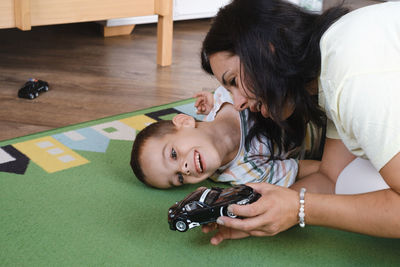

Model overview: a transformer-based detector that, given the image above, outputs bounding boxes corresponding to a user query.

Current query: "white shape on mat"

[58,155,76,163]
[64,130,86,141]
[47,147,64,155]
[0,148,16,164]
[36,141,54,149]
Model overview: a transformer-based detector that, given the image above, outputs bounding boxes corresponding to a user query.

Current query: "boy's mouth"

[194,150,204,174]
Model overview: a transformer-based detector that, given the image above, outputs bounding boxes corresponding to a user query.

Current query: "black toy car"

[18,78,49,99]
[168,185,261,232]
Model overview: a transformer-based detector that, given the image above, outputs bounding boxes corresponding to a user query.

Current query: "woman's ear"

[172,114,196,129]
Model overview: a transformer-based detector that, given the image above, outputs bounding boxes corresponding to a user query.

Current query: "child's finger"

[194,98,203,108]
[196,106,205,114]
[193,92,206,98]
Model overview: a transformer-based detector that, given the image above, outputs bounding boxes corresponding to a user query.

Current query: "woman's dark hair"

[130,120,177,187]
[201,0,348,157]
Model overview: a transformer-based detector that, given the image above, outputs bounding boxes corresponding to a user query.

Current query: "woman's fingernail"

[216,218,224,225]
[228,205,233,213]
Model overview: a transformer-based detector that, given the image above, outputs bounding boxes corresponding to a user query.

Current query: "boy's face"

[140,115,223,188]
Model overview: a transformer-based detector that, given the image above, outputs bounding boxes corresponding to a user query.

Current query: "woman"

[200,0,400,245]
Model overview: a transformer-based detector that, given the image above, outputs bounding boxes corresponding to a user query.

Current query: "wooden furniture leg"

[102,25,135,37]
[155,0,173,66]
[9,0,173,66]
[14,0,31,30]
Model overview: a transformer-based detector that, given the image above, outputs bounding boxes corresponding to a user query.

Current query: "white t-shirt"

[319,2,400,170]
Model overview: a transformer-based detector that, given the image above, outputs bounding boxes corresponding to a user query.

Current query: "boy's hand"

[194,91,214,115]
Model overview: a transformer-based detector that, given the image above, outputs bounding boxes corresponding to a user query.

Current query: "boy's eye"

[171,148,177,159]
[178,173,184,184]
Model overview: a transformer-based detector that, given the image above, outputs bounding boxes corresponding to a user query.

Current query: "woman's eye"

[178,173,184,184]
[230,77,237,87]
[171,148,177,159]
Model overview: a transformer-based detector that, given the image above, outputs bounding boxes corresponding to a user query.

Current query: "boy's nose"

[182,162,190,175]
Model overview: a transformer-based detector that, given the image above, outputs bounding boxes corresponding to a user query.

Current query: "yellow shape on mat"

[13,136,89,173]
[120,115,157,131]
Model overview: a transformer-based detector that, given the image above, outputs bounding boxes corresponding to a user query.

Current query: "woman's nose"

[232,93,248,111]
[181,161,190,175]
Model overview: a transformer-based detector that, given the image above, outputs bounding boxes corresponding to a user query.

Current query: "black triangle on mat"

[0,145,30,175]
[145,108,183,121]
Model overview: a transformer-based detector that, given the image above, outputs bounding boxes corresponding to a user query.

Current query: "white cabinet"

[105,0,231,27]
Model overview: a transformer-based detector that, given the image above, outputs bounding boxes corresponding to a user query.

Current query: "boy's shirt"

[204,86,298,187]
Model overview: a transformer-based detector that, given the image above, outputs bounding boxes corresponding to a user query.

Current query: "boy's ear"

[172,114,196,129]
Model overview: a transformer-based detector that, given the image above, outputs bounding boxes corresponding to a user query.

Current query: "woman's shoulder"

[321,2,400,48]
[320,2,400,90]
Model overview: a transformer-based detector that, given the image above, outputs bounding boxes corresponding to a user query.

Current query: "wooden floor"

[0,19,219,141]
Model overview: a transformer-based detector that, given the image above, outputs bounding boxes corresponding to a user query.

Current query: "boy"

[130,87,321,189]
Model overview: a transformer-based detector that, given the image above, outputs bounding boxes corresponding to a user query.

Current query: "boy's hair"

[130,120,177,186]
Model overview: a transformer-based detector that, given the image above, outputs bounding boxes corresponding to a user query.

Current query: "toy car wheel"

[29,94,34,99]
[174,220,188,232]
[44,86,49,91]
[225,207,237,218]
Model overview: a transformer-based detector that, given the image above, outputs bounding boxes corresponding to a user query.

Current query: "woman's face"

[209,52,270,118]
[209,51,294,120]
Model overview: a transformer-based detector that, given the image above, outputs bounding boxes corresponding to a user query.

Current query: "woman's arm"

[291,139,355,193]
[290,161,335,194]
[297,139,400,236]
[204,138,400,245]
[297,160,321,178]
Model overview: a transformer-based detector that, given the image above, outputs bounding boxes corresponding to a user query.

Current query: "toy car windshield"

[184,201,205,211]
[168,185,260,232]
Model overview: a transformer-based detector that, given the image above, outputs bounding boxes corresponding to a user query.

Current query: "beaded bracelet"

[299,188,306,228]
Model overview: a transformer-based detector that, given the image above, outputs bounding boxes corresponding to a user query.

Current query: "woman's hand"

[194,91,214,115]
[203,183,300,245]
[202,223,251,245]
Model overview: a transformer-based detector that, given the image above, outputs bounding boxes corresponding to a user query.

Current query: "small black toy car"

[168,185,261,232]
[18,78,49,99]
